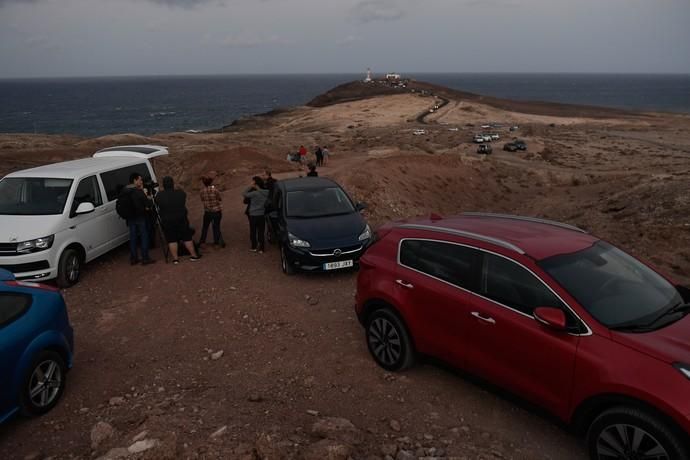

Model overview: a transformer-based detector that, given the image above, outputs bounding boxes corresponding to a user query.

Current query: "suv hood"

[611,315,690,364]
[287,212,366,250]
[0,215,64,243]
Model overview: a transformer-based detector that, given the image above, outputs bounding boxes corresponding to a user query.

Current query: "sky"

[1,0,689,78]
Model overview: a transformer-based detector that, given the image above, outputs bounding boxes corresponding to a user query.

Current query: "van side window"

[400,240,482,291]
[483,253,565,316]
[100,164,149,201]
[71,176,103,215]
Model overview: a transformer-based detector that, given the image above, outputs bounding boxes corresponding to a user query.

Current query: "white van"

[0,145,168,287]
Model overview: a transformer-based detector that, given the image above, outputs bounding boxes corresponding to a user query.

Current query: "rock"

[248,393,263,402]
[23,452,42,460]
[210,425,228,439]
[395,449,415,460]
[211,350,224,360]
[423,433,433,441]
[91,421,116,449]
[306,409,319,416]
[128,438,159,454]
[307,297,319,306]
[132,430,148,442]
[312,417,363,445]
[303,439,353,460]
[380,443,397,456]
[255,433,294,459]
[109,396,125,406]
[79,407,90,414]
[95,448,129,460]
[388,419,401,432]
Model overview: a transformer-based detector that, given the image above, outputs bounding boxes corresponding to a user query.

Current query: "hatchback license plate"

[323,260,354,270]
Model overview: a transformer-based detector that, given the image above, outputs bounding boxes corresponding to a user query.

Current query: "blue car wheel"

[21,350,67,416]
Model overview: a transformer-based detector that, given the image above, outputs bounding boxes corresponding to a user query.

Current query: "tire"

[586,406,689,460]
[365,308,415,371]
[56,248,81,288]
[280,245,295,275]
[20,350,67,416]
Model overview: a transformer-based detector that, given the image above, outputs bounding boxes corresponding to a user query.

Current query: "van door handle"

[471,311,496,324]
[395,279,414,289]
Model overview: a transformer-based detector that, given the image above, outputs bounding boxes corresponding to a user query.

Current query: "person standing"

[322,146,330,165]
[243,176,269,253]
[199,175,225,248]
[264,169,278,243]
[121,173,155,265]
[155,176,201,264]
[315,146,323,167]
[306,163,318,177]
[298,145,307,164]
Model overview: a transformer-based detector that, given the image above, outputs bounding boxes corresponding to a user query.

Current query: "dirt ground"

[1,81,689,460]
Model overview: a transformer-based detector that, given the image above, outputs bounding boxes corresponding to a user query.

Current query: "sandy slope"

[0,84,689,459]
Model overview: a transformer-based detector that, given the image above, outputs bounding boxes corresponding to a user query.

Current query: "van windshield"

[0,177,73,215]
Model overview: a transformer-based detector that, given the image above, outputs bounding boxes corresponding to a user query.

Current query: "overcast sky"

[1,0,689,78]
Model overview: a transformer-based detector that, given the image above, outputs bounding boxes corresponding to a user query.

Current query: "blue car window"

[0,292,31,327]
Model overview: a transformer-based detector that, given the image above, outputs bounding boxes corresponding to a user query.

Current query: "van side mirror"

[355,202,367,212]
[75,202,95,215]
[533,307,567,331]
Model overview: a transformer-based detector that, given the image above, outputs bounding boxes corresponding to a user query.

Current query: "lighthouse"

[364,68,372,83]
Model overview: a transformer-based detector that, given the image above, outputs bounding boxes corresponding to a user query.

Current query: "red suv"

[355,213,690,460]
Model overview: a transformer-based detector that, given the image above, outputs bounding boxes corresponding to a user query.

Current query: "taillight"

[5,280,60,292]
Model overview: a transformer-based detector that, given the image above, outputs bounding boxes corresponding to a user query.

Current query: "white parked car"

[482,134,493,142]
[491,133,500,140]
[0,145,168,287]
[473,135,484,143]
[413,129,427,136]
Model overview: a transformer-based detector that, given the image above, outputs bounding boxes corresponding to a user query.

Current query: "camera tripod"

[150,202,171,263]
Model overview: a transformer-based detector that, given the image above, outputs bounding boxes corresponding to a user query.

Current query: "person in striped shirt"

[198,175,225,248]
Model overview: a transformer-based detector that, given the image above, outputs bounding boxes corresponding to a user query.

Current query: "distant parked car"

[490,133,500,140]
[356,213,690,460]
[477,144,492,155]
[482,134,493,142]
[271,177,372,275]
[503,140,527,152]
[413,129,427,136]
[473,135,484,144]
[0,269,74,424]
[509,125,519,132]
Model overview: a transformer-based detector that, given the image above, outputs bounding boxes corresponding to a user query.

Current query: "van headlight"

[17,235,55,253]
[288,233,310,248]
[358,224,372,241]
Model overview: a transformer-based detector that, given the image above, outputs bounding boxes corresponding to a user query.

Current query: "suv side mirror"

[355,202,367,212]
[75,202,95,215]
[533,307,567,331]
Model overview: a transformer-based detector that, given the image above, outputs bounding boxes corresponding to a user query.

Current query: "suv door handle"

[395,279,414,289]
[471,311,496,324]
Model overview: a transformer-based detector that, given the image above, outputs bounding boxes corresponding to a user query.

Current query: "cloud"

[24,35,62,51]
[350,0,405,24]
[144,0,225,8]
[0,0,40,7]
[203,33,293,48]
[337,35,364,46]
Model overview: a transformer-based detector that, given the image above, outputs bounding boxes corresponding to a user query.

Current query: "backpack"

[116,188,135,220]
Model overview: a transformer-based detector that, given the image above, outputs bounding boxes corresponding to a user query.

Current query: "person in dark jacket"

[306,163,318,177]
[315,146,323,167]
[123,173,155,265]
[155,176,200,264]
[264,169,278,243]
[243,176,269,253]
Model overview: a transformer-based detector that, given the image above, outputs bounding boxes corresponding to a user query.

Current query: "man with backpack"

[117,173,155,265]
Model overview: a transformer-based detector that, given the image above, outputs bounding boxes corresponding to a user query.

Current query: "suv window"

[0,292,31,327]
[400,239,481,291]
[483,253,565,316]
[71,175,103,215]
[100,164,150,202]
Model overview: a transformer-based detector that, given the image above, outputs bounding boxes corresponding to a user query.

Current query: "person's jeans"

[199,211,223,245]
[128,217,150,261]
[249,215,265,251]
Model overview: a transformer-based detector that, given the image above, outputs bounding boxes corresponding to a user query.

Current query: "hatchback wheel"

[57,248,81,288]
[365,308,415,371]
[280,245,295,275]
[586,406,689,460]
[21,350,67,416]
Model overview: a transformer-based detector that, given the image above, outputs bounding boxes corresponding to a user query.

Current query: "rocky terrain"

[0,80,689,459]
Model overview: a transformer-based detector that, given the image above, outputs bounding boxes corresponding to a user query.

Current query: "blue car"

[0,269,74,423]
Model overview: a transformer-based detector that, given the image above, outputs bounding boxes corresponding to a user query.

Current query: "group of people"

[121,172,228,266]
[242,169,277,253]
[291,145,329,166]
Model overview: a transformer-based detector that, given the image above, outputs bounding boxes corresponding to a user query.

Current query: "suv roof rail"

[397,224,525,255]
[461,212,587,234]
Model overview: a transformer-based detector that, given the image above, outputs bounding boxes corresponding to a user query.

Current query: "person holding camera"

[155,176,200,264]
[121,173,155,265]
[199,175,225,248]
[242,176,269,253]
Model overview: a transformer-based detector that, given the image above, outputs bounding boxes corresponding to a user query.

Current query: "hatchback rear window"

[0,292,31,327]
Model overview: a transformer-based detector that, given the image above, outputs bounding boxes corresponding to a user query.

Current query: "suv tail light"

[5,280,60,292]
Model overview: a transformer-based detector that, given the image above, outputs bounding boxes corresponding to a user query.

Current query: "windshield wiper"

[610,302,690,333]
[645,302,690,328]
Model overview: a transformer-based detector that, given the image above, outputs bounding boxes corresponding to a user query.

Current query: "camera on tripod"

[144,179,159,197]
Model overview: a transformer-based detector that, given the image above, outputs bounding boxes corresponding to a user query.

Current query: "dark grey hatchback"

[271,177,371,275]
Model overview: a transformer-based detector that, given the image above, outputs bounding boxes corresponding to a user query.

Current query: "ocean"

[1,73,689,138]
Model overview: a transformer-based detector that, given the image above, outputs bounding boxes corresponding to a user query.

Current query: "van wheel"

[280,245,295,275]
[365,308,415,371]
[57,248,81,288]
[586,406,689,460]
[21,350,67,416]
